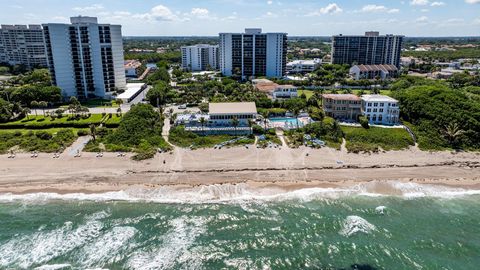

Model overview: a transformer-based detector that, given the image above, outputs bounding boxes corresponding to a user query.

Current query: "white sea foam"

[78,226,138,268]
[339,216,377,237]
[0,181,479,204]
[34,264,72,270]
[376,206,387,215]
[126,216,208,270]
[0,211,107,269]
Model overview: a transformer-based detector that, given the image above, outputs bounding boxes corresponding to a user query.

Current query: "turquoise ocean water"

[0,182,479,270]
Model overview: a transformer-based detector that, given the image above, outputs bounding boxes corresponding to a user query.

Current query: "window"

[372,115,377,122]
[373,109,377,113]
[379,109,384,113]
[378,115,383,122]
[374,103,378,107]
[380,103,384,107]
[368,103,372,107]
[367,108,371,112]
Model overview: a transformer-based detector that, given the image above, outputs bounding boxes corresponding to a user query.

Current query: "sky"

[1,0,480,37]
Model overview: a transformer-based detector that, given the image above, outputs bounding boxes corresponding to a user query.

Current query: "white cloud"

[430,1,446,6]
[415,16,429,22]
[308,3,343,16]
[410,0,429,5]
[357,5,399,13]
[190,8,210,18]
[73,4,104,12]
[132,5,180,22]
[410,0,446,6]
[267,1,273,4]
[465,0,480,3]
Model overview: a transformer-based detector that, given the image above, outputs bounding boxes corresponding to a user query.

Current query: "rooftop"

[287,59,321,66]
[361,95,398,103]
[124,60,142,69]
[322,94,362,101]
[117,83,146,100]
[352,65,398,72]
[209,102,257,115]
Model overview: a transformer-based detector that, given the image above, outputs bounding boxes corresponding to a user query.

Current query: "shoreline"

[0,145,479,195]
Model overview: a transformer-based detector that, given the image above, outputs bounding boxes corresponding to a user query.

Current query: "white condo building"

[219,28,287,79]
[181,44,219,71]
[43,16,126,100]
[361,95,400,125]
[0,24,47,69]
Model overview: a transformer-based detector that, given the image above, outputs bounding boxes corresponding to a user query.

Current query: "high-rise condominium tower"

[181,44,219,71]
[219,28,287,79]
[43,16,126,99]
[332,32,404,68]
[0,24,47,69]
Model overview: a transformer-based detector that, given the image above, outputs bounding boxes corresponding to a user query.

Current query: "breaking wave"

[0,181,479,204]
[339,215,377,237]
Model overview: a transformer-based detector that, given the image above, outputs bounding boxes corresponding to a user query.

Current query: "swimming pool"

[269,117,311,129]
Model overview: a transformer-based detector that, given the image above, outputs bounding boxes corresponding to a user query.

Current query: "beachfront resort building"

[219,28,287,79]
[181,44,219,71]
[322,94,362,121]
[349,64,399,80]
[0,24,47,69]
[175,102,258,135]
[43,16,126,100]
[332,32,404,68]
[361,95,400,125]
[286,59,322,73]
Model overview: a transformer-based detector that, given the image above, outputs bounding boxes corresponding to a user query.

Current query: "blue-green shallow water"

[0,192,480,269]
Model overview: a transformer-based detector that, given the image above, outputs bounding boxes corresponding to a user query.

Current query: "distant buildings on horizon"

[0,18,407,99]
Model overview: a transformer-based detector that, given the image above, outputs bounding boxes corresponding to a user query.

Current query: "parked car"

[178,104,187,109]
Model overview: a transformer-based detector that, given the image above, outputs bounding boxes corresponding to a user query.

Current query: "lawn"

[0,129,79,154]
[342,126,414,153]
[169,126,255,149]
[298,90,315,100]
[0,114,108,129]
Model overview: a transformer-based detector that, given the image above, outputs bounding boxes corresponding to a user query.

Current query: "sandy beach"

[0,145,479,195]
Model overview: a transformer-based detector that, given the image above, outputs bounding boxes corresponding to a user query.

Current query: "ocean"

[0,182,479,270]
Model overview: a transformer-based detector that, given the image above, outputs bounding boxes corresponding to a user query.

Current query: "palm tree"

[232,116,239,136]
[260,111,269,132]
[23,107,31,120]
[115,98,124,107]
[90,124,97,141]
[248,119,254,135]
[292,107,300,129]
[199,117,206,136]
[39,101,48,118]
[30,101,39,118]
[441,122,465,147]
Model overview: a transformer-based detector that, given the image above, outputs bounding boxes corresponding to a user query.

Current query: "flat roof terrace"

[209,102,257,115]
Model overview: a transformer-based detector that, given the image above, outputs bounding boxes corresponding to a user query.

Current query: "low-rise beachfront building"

[349,64,399,80]
[361,95,400,125]
[321,94,362,121]
[272,85,298,100]
[254,79,298,100]
[124,60,143,77]
[286,59,322,73]
[175,102,257,135]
